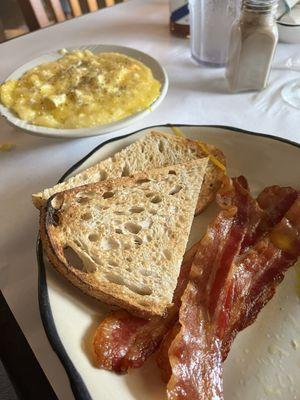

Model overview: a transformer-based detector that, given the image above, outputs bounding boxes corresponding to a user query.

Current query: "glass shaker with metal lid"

[226,0,278,92]
[189,0,242,66]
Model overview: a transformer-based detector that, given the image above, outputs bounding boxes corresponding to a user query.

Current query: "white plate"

[37,125,300,400]
[0,45,168,139]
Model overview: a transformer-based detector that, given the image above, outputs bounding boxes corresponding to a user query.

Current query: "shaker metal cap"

[242,0,278,13]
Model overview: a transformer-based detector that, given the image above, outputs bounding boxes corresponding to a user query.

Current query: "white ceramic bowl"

[0,45,168,139]
[277,21,300,43]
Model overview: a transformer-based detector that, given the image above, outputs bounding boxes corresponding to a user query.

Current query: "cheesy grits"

[0,50,161,129]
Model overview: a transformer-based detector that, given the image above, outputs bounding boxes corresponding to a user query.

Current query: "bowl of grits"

[0,45,168,138]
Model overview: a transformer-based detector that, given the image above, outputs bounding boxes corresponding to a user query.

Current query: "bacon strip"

[222,192,300,359]
[167,189,300,400]
[256,186,298,234]
[167,177,257,400]
[219,186,298,350]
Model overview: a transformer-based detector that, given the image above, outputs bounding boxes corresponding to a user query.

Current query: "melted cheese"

[170,126,226,172]
[0,50,161,129]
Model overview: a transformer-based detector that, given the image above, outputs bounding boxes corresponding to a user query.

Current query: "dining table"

[1,0,300,399]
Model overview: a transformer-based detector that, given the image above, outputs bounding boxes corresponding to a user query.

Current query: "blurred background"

[0,0,123,43]
[0,0,28,42]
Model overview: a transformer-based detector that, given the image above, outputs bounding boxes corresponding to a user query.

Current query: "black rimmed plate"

[37,125,300,400]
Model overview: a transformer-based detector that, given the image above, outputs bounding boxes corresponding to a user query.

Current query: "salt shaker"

[226,0,278,92]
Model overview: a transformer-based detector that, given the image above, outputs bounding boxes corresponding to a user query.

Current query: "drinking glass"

[274,55,300,109]
[189,0,242,67]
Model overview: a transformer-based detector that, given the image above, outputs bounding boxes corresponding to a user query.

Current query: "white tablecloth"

[1,1,300,399]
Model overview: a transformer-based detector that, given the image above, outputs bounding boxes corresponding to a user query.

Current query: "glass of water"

[189,0,242,67]
[274,55,300,109]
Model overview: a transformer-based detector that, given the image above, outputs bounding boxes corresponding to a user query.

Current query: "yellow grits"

[0,50,161,129]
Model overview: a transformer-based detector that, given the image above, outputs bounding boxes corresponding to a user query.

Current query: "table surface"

[1,1,300,399]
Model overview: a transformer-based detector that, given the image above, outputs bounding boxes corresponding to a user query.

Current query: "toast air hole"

[121,164,130,177]
[96,205,109,211]
[163,249,172,260]
[104,274,152,296]
[108,260,119,267]
[103,191,114,199]
[151,195,162,204]
[135,286,152,296]
[169,186,182,195]
[125,222,142,234]
[88,234,99,242]
[84,191,97,198]
[129,206,144,213]
[168,170,176,175]
[63,247,84,271]
[134,236,143,246]
[51,194,64,210]
[158,140,164,153]
[98,170,108,181]
[146,192,154,198]
[76,197,89,204]
[179,215,186,223]
[100,237,120,250]
[140,269,153,277]
[81,212,92,221]
[114,210,126,215]
[136,178,151,184]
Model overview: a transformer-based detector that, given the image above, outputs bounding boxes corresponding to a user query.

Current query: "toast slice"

[40,158,208,318]
[33,131,225,214]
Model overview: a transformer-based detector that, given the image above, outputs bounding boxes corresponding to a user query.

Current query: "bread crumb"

[0,143,15,151]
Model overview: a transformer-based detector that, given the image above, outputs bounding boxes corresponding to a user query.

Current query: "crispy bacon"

[168,294,223,400]
[168,194,300,400]
[167,177,257,400]
[93,310,149,373]
[222,193,300,359]
[256,186,298,234]
[157,185,297,388]
[208,177,262,336]
[93,242,198,373]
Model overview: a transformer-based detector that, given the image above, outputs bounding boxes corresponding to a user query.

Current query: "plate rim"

[0,44,168,139]
[277,21,300,27]
[37,124,300,400]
